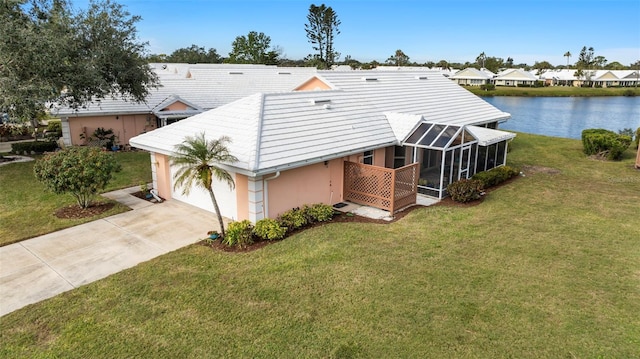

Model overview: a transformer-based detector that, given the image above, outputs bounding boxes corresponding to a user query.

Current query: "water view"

[484,96,640,139]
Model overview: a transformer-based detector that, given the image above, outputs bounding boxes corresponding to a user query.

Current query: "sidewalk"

[0,187,219,317]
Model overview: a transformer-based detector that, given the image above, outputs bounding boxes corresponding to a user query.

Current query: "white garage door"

[169,166,238,220]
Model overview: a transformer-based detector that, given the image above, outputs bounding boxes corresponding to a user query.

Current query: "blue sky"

[75,0,640,66]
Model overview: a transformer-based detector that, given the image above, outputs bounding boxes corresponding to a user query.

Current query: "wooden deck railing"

[343,161,419,214]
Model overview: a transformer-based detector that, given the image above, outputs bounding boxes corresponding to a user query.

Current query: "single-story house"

[493,69,538,87]
[536,69,640,87]
[130,70,515,223]
[450,68,495,86]
[53,64,318,147]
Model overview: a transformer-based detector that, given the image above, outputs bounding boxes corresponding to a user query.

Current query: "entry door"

[459,145,472,179]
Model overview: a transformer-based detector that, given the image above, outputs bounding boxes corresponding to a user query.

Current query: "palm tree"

[564,51,572,67]
[171,132,238,238]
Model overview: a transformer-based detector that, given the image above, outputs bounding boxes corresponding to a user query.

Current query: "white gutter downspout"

[262,171,280,219]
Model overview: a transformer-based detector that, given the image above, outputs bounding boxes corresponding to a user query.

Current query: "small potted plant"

[140,182,152,199]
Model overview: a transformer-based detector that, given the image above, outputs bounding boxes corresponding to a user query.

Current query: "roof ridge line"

[252,93,266,171]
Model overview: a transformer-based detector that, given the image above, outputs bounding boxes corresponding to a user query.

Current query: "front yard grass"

[1,134,639,358]
[0,151,151,246]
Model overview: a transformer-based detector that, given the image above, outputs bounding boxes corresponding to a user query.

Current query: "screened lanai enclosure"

[402,122,516,199]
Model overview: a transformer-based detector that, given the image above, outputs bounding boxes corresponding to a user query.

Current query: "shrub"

[33,146,121,208]
[472,165,520,188]
[253,218,286,241]
[11,141,58,154]
[622,89,635,97]
[582,128,632,160]
[480,83,495,91]
[447,179,484,203]
[44,121,62,141]
[222,220,254,248]
[303,203,335,223]
[277,208,308,231]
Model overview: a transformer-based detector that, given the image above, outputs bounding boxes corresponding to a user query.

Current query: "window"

[362,150,373,165]
[393,146,406,168]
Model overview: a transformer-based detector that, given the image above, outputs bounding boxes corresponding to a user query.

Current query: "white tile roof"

[466,126,516,146]
[130,71,511,176]
[53,65,317,117]
[494,69,538,81]
[450,68,494,80]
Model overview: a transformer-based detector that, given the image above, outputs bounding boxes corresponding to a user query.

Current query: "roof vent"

[311,99,331,105]
[362,77,378,82]
[228,71,243,75]
[416,76,428,80]
[278,71,291,75]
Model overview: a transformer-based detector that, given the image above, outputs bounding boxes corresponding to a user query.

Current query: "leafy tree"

[435,60,451,70]
[164,44,222,63]
[386,49,410,66]
[227,31,279,65]
[564,51,572,67]
[605,61,625,70]
[593,55,607,69]
[0,0,158,125]
[171,133,238,238]
[34,147,121,208]
[483,57,504,73]
[476,52,487,68]
[533,60,554,74]
[506,57,514,68]
[575,46,596,86]
[305,3,341,69]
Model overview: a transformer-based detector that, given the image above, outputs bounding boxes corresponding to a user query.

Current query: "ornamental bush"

[303,203,335,223]
[472,165,520,188]
[447,179,484,203]
[277,208,308,231]
[253,218,286,241]
[582,128,632,160]
[33,146,121,208]
[222,220,254,248]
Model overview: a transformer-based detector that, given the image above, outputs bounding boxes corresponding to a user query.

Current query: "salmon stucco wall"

[636,146,640,169]
[153,153,172,200]
[266,159,343,218]
[67,114,156,145]
[163,101,189,111]
[235,174,249,221]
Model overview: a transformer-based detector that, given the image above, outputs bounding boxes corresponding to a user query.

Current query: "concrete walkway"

[0,187,220,317]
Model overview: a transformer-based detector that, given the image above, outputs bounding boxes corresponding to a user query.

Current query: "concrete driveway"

[0,187,220,316]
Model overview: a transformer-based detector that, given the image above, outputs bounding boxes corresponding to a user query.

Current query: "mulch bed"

[55,202,115,219]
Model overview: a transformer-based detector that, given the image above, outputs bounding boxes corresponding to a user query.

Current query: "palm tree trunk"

[207,188,226,238]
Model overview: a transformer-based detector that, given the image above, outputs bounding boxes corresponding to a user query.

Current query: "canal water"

[483,96,640,139]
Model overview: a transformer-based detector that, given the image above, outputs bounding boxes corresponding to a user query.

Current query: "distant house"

[493,69,538,87]
[53,64,318,147]
[450,68,495,86]
[130,71,515,223]
[536,69,640,87]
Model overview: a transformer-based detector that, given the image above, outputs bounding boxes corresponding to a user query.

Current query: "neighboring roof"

[53,65,317,117]
[450,68,494,80]
[494,69,538,81]
[131,71,511,176]
[466,126,517,146]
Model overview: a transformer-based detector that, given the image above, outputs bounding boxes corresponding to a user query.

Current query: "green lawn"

[0,151,151,246]
[466,85,640,97]
[1,135,639,358]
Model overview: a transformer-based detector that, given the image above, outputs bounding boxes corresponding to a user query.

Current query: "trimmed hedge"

[472,165,520,188]
[447,179,484,203]
[581,128,632,160]
[10,141,58,154]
